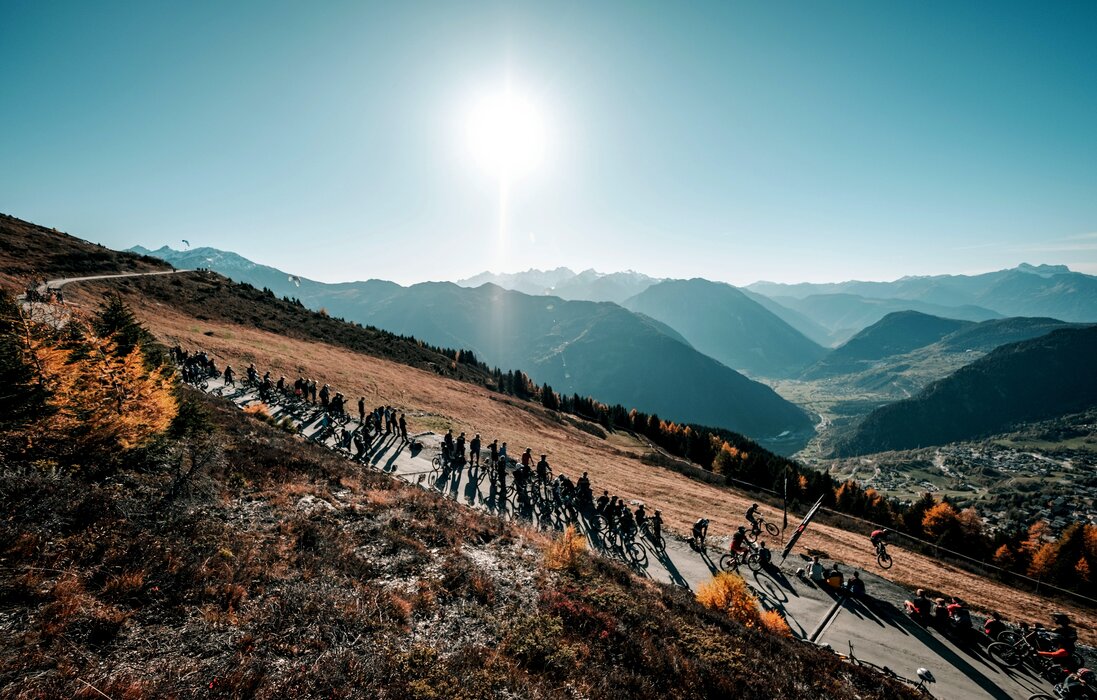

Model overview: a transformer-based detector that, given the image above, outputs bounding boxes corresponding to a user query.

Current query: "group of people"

[433,427,666,548]
[22,280,63,304]
[174,347,217,384]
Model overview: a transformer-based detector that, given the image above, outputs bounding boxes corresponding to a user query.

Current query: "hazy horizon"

[125,238,1087,289]
[3,2,1096,285]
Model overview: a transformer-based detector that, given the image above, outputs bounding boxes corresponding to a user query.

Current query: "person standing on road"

[470,434,481,466]
[399,413,408,443]
[224,365,235,387]
[488,439,499,467]
[358,397,366,424]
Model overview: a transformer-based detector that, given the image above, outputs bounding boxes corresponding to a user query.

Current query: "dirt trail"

[63,281,1097,646]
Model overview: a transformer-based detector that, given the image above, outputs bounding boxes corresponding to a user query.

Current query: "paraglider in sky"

[181,239,190,249]
[288,275,301,287]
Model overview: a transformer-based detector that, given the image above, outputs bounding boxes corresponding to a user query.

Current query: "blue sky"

[2,1,1096,284]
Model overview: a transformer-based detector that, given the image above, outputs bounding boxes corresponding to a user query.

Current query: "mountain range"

[747,263,1097,324]
[458,268,661,304]
[832,325,1097,455]
[131,245,812,442]
[622,278,826,378]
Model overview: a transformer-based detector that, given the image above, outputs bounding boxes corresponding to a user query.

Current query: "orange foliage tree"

[14,300,177,465]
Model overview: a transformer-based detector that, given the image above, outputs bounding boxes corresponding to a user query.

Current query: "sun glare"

[465,87,547,179]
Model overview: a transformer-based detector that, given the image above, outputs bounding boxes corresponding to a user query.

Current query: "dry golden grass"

[68,283,1097,644]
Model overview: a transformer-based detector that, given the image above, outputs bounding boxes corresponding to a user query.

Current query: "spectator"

[810,556,825,583]
[845,571,866,597]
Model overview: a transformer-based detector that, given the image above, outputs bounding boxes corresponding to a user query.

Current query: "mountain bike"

[640,519,666,551]
[719,548,762,573]
[745,517,781,543]
[875,541,893,569]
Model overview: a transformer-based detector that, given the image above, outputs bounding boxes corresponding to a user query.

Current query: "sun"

[464,87,547,179]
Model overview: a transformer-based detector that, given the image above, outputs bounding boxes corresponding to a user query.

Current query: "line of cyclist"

[435,428,665,550]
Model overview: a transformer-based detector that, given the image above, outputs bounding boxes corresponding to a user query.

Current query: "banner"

[782,470,789,530]
[780,495,825,562]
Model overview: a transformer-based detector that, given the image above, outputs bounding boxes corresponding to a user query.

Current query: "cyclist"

[618,505,636,541]
[1060,668,1095,699]
[358,397,366,423]
[319,384,330,408]
[513,460,531,498]
[746,503,761,534]
[691,518,710,548]
[869,528,890,556]
[223,365,235,387]
[442,430,454,465]
[536,454,550,485]
[455,432,466,465]
[470,434,481,466]
[634,503,647,530]
[596,490,610,514]
[1046,612,1078,656]
[729,526,749,559]
[246,363,259,385]
[488,438,499,467]
[499,441,508,466]
[651,509,664,543]
[756,540,772,567]
[576,472,591,500]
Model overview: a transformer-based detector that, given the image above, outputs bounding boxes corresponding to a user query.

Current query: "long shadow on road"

[875,601,1016,700]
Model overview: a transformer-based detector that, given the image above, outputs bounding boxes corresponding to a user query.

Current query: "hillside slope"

[1,214,168,288]
[133,246,812,441]
[802,312,973,379]
[834,326,1097,455]
[623,279,826,378]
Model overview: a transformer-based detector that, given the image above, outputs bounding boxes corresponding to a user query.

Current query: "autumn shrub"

[545,524,587,573]
[696,572,762,629]
[759,608,792,637]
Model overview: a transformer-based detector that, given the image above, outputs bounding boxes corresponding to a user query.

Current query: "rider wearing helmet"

[1048,612,1078,655]
[692,518,709,546]
[746,503,760,533]
[730,526,748,555]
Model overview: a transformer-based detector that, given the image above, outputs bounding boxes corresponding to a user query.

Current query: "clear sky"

[2,1,1096,285]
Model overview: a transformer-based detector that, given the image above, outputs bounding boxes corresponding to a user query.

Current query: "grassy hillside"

[834,326,1097,455]
[0,214,168,288]
[623,278,826,378]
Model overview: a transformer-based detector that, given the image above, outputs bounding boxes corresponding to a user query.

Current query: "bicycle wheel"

[876,550,893,569]
[627,541,648,567]
[745,529,759,544]
[987,642,1022,668]
[997,630,1021,645]
[718,553,738,572]
[746,552,762,572]
[588,513,607,534]
[764,521,780,537]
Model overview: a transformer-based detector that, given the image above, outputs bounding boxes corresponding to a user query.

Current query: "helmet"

[751,503,758,508]
[737,526,746,533]
[1076,668,1094,683]
[1052,612,1071,624]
